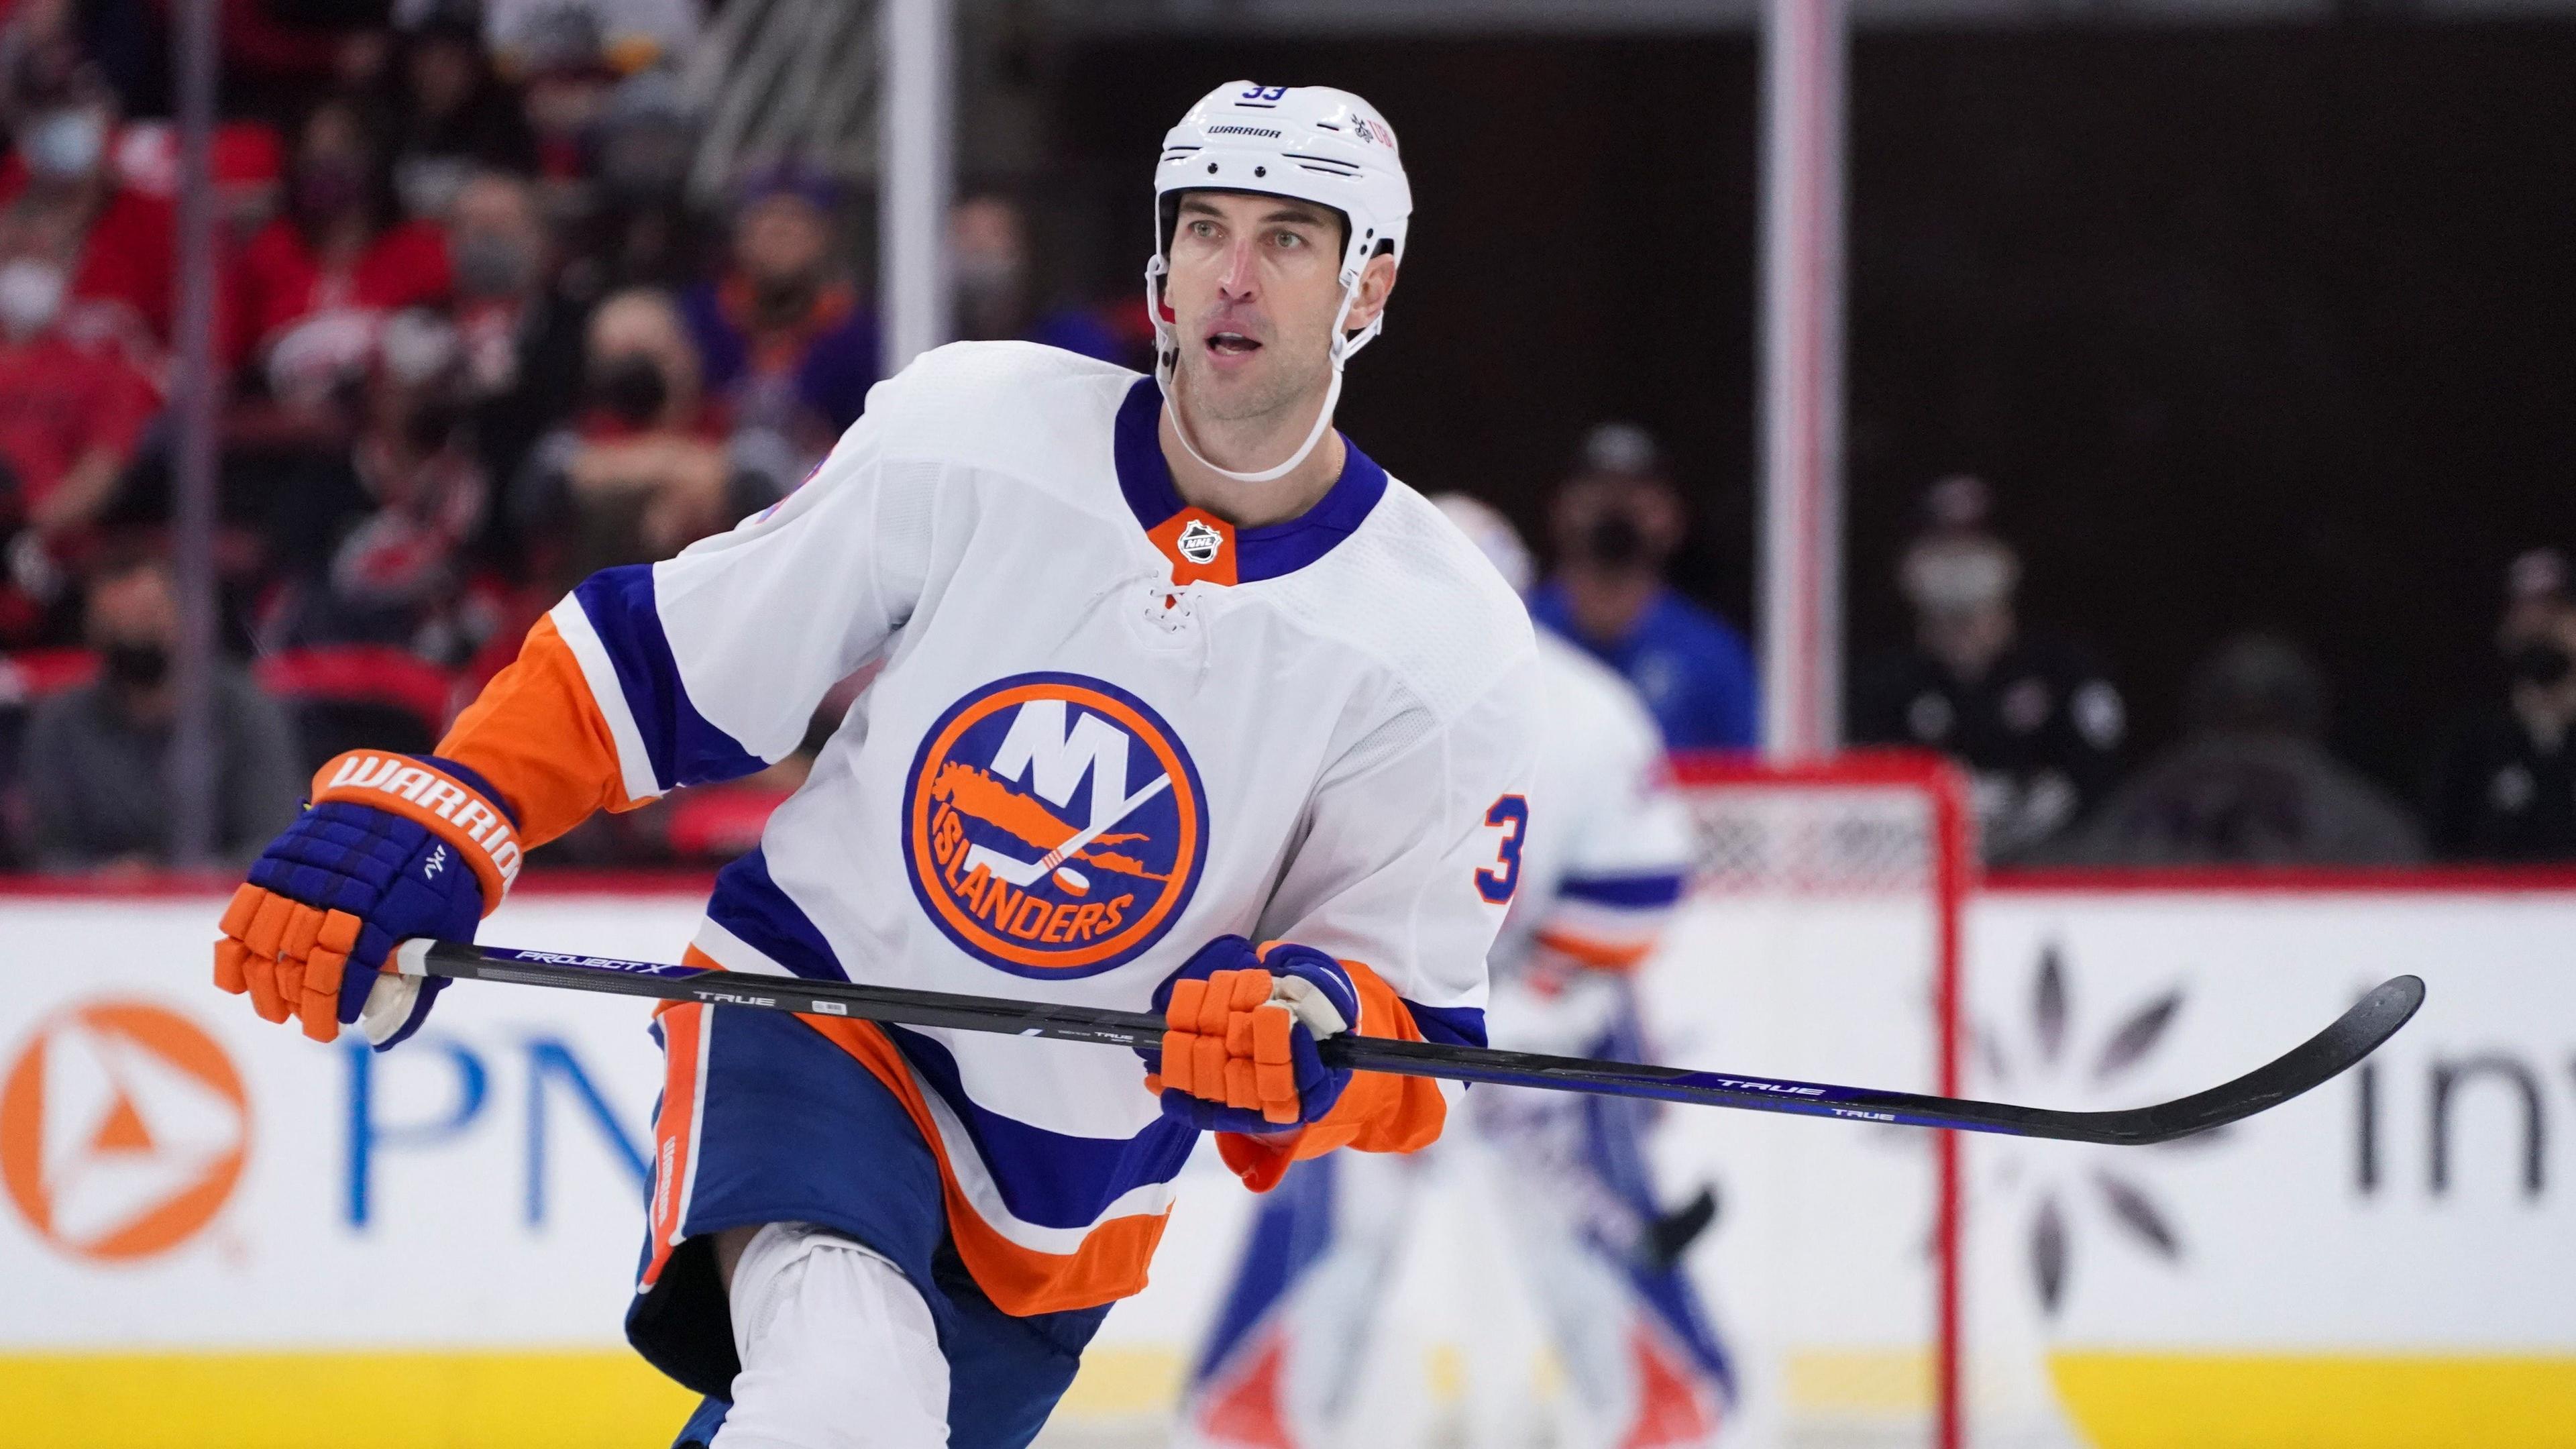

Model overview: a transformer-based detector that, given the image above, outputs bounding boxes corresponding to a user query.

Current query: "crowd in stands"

[0,0,1143,871]
[0,1,2566,876]
[1528,438,2576,871]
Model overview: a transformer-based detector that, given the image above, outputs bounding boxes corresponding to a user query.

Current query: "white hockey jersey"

[441,341,1540,1314]
[1500,631,1697,975]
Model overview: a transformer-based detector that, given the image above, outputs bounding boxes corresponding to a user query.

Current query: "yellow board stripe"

[0,1352,701,1449]
[2049,1353,2576,1449]
[0,1347,1193,1446]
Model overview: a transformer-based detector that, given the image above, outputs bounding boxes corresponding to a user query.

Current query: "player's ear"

[1344,253,1398,335]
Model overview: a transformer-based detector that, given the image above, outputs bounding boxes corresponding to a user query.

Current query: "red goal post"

[1665,749,1974,1449]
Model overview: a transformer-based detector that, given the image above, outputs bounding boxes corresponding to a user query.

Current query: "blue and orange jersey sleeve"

[437,393,934,846]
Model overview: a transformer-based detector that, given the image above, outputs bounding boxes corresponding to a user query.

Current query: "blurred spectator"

[2424,550,2576,861]
[233,96,449,383]
[2048,633,2423,867]
[488,0,700,79]
[1527,422,1758,750]
[256,308,488,661]
[680,173,874,455]
[517,286,775,588]
[0,48,174,355]
[1851,477,2123,860]
[0,205,162,641]
[211,117,286,235]
[512,7,620,193]
[1,0,166,117]
[950,193,1128,364]
[564,65,710,294]
[447,168,588,508]
[387,15,537,223]
[19,549,302,871]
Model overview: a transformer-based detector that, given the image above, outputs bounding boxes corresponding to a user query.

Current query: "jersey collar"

[1114,376,1387,586]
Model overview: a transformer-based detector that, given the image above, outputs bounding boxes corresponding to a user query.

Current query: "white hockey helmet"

[1146,82,1413,482]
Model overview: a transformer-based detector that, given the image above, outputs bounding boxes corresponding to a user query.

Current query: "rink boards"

[1,876,2571,1448]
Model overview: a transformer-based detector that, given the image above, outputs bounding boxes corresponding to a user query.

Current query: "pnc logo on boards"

[0,1000,250,1262]
[904,672,1208,979]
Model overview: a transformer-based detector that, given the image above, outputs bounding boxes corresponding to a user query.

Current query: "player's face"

[1162,191,1393,423]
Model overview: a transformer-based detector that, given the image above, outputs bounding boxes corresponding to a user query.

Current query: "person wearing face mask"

[1526,421,1760,750]
[18,549,302,871]
[2424,551,2576,861]
[1850,477,2125,862]
[0,211,162,642]
[677,172,875,458]
[232,97,451,368]
[0,56,176,348]
[447,169,590,507]
[515,287,774,592]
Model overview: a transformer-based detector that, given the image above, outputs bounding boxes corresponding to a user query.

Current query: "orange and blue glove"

[214,751,521,1049]
[1140,935,1360,1130]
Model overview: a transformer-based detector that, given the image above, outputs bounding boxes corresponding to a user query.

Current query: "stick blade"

[2090,975,2424,1145]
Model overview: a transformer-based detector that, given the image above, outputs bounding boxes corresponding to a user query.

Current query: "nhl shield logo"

[904,673,1208,978]
[1175,518,1224,568]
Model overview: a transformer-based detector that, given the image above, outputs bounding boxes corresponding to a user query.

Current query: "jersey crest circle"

[904,672,1209,979]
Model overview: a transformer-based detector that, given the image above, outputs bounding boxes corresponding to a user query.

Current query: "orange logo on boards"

[904,674,1209,979]
[0,1000,250,1262]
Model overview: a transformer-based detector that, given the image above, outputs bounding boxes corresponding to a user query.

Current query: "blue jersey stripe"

[708,848,848,981]
[1558,871,1688,909]
[1403,999,1487,1051]
[572,566,766,792]
[886,1023,1200,1232]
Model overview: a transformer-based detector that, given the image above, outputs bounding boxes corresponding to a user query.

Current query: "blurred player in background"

[209,81,1538,1449]
[1177,495,1729,1449]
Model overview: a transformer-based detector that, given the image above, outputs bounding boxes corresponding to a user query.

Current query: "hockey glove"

[1140,935,1360,1130]
[214,751,521,1048]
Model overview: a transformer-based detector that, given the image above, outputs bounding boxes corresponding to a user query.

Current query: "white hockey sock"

[712,1222,950,1449]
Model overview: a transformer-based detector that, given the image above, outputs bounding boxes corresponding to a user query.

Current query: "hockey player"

[1177,496,1729,1449]
[209,83,1538,1449]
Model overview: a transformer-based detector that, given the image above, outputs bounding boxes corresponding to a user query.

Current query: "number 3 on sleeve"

[1474,794,1528,904]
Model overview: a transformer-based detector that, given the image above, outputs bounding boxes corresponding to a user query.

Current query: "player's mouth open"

[1205,331,1260,356]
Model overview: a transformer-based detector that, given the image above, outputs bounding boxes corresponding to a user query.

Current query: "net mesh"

[1684,780,1945,897]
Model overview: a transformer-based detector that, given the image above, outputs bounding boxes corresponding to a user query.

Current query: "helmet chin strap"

[1155,276,1360,486]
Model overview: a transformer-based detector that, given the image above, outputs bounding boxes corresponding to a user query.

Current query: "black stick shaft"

[413,941,2422,1147]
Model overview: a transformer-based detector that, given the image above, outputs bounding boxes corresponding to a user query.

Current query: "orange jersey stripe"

[437,615,647,847]
[640,1000,710,1291]
[1533,926,1657,972]
[660,947,1170,1316]
[1212,959,1452,1193]
[795,1011,1171,1316]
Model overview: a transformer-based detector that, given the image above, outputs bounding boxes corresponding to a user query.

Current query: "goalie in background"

[1176,494,1731,1449]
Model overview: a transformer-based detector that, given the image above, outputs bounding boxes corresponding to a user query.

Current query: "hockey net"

[1654,750,1971,1449]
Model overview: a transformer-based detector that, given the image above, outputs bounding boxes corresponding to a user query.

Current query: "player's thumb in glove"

[214,751,521,1048]
[1139,935,1360,1130]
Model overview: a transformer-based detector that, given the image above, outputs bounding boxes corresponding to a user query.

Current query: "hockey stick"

[400,940,2422,1146]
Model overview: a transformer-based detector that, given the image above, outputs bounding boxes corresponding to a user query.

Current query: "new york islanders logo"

[905,674,1208,978]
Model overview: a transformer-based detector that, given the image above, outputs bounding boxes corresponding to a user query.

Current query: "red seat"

[0,648,103,704]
